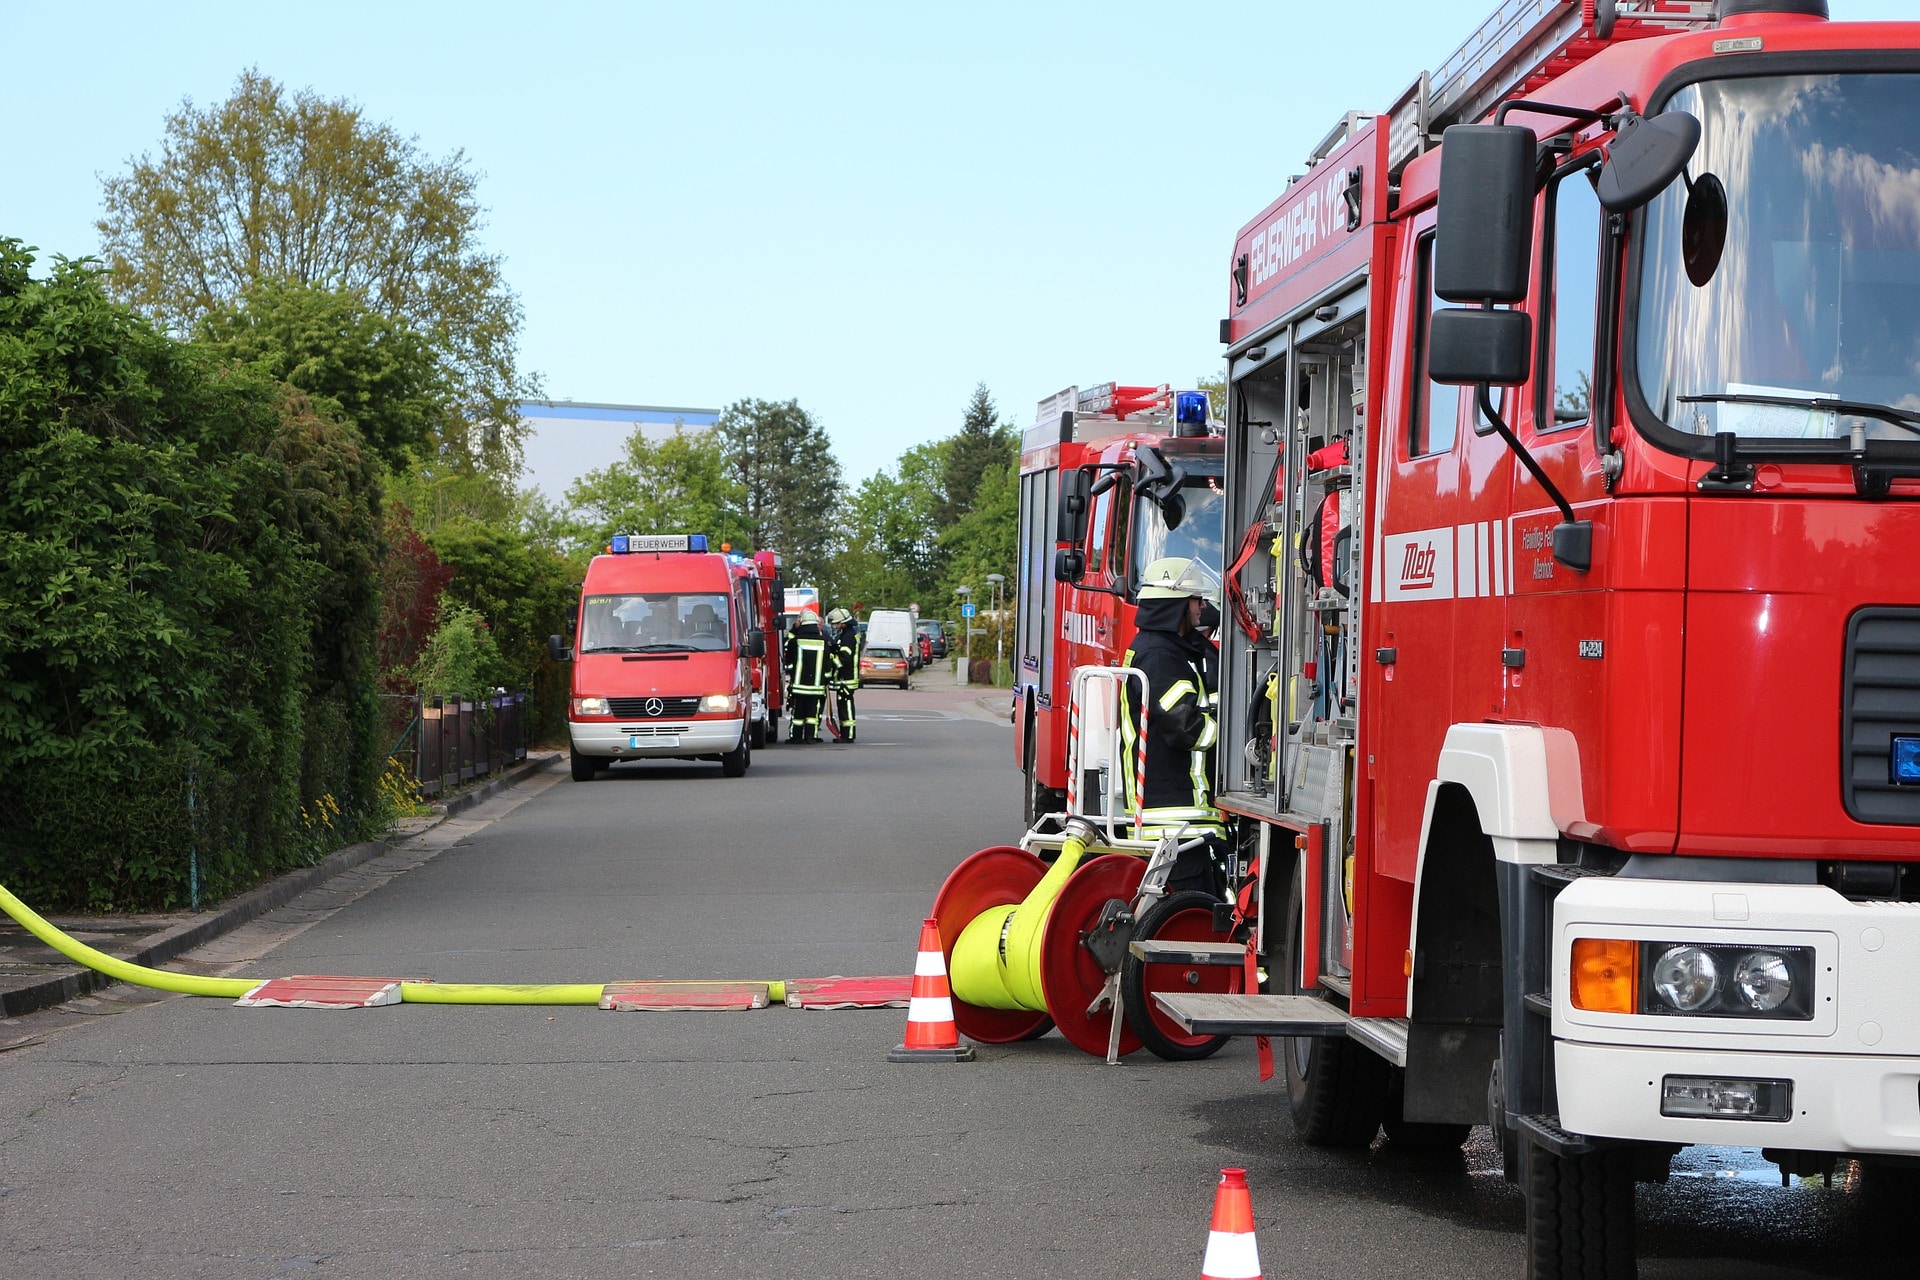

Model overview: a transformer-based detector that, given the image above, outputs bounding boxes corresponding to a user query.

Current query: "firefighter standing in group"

[1119,557,1227,896]
[784,608,830,743]
[825,607,860,744]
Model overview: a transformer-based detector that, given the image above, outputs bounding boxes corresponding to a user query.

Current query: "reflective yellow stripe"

[1158,680,1195,712]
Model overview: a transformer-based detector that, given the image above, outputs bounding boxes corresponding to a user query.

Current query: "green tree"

[717,398,843,584]
[562,425,751,557]
[834,451,942,610]
[95,68,534,471]
[938,382,1015,532]
[425,517,579,738]
[200,279,447,472]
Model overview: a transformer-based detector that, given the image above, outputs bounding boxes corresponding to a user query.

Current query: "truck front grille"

[608,696,701,718]
[1842,608,1920,826]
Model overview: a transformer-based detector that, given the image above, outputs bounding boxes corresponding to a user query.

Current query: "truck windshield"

[1634,73,1920,447]
[1135,469,1226,582]
[580,593,733,653]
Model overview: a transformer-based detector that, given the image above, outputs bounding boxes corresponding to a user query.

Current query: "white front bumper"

[1553,875,1920,1153]
[570,717,742,759]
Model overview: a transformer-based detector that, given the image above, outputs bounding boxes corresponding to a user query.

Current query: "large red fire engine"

[1126,0,1920,1274]
[1013,382,1225,824]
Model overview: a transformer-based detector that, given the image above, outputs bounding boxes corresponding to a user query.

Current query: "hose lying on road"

[0,884,786,1005]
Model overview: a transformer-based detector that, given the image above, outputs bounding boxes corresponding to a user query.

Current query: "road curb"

[0,751,560,1019]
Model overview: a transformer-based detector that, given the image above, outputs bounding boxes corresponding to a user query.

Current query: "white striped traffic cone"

[889,916,976,1062]
[1200,1167,1262,1280]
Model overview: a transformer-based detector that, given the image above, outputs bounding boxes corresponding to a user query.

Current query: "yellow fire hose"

[0,884,785,1005]
[948,826,1089,1013]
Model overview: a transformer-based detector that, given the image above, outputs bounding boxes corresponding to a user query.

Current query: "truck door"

[1369,216,1494,886]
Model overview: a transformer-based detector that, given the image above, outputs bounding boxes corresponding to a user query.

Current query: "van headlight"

[699,694,740,714]
[573,697,611,716]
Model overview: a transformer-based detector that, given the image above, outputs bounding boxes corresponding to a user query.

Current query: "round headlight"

[1652,945,1721,1013]
[1733,950,1793,1012]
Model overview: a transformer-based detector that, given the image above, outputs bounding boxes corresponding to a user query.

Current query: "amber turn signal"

[1570,937,1638,1014]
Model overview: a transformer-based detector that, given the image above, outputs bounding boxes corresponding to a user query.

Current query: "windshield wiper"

[1677,392,1920,438]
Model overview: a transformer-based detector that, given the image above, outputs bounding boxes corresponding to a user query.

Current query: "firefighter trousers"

[789,692,824,742]
[830,681,856,742]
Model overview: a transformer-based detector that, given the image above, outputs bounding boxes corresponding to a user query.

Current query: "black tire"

[1122,890,1236,1061]
[749,714,767,750]
[720,730,749,778]
[1281,873,1387,1146]
[1381,1067,1473,1150]
[765,708,779,745]
[1522,1138,1636,1280]
[569,745,601,782]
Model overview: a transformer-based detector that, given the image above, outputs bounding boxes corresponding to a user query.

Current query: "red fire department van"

[1013,382,1225,825]
[1126,2,1920,1274]
[550,534,776,782]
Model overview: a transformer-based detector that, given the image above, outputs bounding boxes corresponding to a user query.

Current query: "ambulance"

[550,534,770,782]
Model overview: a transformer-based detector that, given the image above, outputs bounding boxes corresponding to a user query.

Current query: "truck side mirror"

[548,634,572,662]
[1428,308,1533,386]
[1055,547,1086,583]
[1435,124,1537,303]
[746,629,766,659]
[1058,466,1091,543]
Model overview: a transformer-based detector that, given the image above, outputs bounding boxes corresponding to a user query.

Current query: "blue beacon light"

[1892,734,1920,786]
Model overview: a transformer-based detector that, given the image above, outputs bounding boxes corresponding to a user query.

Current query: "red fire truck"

[1013,383,1225,825]
[734,547,787,747]
[1136,1,1920,1274]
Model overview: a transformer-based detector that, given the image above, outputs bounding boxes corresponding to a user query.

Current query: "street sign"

[961,603,976,617]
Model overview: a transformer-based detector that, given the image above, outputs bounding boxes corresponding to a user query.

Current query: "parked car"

[915,634,933,667]
[859,645,911,689]
[915,619,949,659]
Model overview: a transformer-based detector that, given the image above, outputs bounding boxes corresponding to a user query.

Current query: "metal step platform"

[1126,939,1248,967]
[1151,992,1353,1038]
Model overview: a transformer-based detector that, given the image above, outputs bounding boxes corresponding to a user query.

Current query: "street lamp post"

[955,585,972,686]
[985,573,1005,685]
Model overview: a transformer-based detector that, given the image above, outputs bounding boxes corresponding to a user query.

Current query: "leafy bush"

[0,241,387,909]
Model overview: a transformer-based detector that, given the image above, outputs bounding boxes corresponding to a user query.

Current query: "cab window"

[1410,231,1462,457]
[1542,164,1603,430]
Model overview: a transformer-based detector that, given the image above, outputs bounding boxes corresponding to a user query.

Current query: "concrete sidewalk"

[0,751,560,1019]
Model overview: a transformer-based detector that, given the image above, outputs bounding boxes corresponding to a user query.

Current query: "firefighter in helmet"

[784,607,830,743]
[1120,556,1227,896]
[825,606,860,743]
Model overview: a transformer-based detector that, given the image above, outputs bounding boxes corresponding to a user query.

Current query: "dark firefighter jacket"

[1119,596,1223,835]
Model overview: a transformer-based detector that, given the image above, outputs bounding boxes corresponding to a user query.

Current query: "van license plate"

[627,735,676,749]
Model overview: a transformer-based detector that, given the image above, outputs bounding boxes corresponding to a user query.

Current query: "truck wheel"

[765,709,780,745]
[1381,1066,1472,1150]
[750,714,767,750]
[720,730,749,777]
[569,746,601,782]
[1121,890,1239,1060]
[1281,874,1386,1146]
[1523,1138,1635,1280]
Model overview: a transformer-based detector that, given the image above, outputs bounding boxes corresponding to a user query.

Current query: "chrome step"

[1345,1015,1410,1067]
[1127,939,1247,967]
[1151,993,1352,1038]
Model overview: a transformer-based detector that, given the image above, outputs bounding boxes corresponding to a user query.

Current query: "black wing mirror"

[1597,109,1701,211]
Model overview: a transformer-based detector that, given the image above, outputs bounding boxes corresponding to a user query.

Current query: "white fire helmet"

[1137,557,1221,606]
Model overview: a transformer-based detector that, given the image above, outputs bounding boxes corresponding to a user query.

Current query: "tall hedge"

[0,241,384,910]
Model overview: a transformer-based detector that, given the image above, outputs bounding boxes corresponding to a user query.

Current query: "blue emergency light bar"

[610,534,708,554]
[1892,734,1920,785]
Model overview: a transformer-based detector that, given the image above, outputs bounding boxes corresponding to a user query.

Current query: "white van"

[862,609,917,687]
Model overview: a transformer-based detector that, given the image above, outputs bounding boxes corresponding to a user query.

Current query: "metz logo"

[1399,541,1438,590]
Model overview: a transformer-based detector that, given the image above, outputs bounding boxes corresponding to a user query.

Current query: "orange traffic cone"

[889,917,976,1062]
[1200,1167,1261,1280]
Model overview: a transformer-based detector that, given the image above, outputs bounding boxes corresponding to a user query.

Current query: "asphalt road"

[0,672,1912,1278]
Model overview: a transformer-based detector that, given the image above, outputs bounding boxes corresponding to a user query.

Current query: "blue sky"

[5,1,1911,488]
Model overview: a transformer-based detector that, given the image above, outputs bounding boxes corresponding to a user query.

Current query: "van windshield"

[580,593,732,653]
